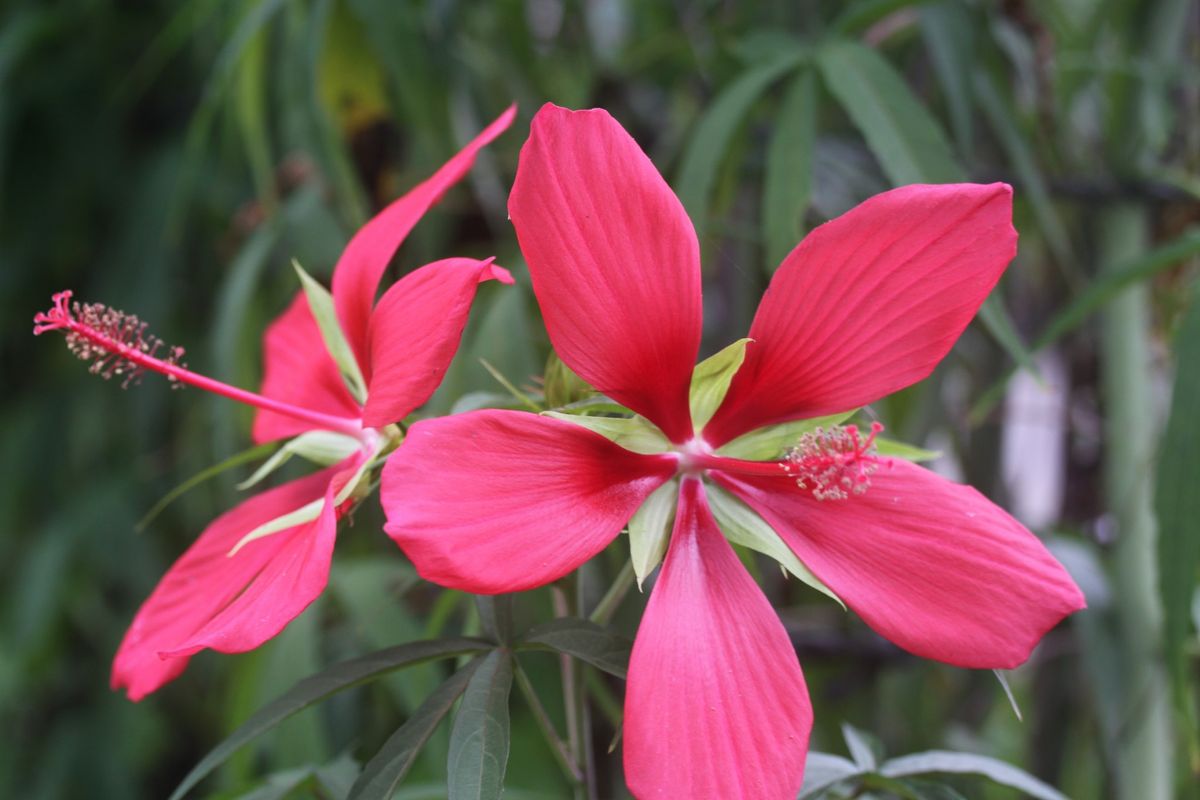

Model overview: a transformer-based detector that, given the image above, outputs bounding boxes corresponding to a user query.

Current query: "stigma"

[34,290,186,388]
[783,422,887,501]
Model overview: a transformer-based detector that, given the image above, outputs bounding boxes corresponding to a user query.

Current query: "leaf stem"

[514,661,583,785]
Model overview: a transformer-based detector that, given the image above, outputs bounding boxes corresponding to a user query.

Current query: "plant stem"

[552,584,588,800]
[514,661,583,785]
[589,560,636,625]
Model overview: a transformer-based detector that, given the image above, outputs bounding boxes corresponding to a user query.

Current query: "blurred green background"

[2,0,1197,797]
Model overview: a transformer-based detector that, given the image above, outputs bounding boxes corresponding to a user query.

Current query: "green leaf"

[717,411,857,460]
[518,618,633,680]
[293,259,368,403]
[798,752,861,799]
[875,438,941,463]
[879,750,1067,800]
[973,70,1074,270]
[136,441,278,531]
[237,430,361,490]
[817,39,963,186]
[971,226,1200,421]
[447,650,513,800]
[831,0,927,35]
[707,483,844,608]
[976,294,1041,382]
[677,51,806,235]
[842,723,882,770]
[348,660,483,800]
[627,478,678,589]
[1156,287,1200,698]
[763,70,817,271]
[541,411,670,455]
[690,338,752,431]
[991,669,1023,721]
[168,637,490,800]
[919,1,975,156]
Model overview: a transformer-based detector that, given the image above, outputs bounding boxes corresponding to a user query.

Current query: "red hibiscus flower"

[34,107,515,701]
[379,104,1085,798]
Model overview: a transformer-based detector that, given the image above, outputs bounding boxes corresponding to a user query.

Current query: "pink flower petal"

[380,410,676,593]
[111,461,354,701]
[508,104,701,443]
[332,106,516,368]
[705,183,1017,446]
[361,258,513,428]
[625,479,811,799]
[252,291,363,444]
[715,460,1085,669]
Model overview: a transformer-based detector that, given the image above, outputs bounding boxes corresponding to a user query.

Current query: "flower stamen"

[34,291,187,388]
[35,290,364,437]
[782,422,886,500]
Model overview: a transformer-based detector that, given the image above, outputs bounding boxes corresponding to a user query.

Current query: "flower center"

[673,421,888,500]
[35,290,364,438]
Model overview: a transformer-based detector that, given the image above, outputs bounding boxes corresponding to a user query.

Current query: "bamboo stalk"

[1099,204,1174,799]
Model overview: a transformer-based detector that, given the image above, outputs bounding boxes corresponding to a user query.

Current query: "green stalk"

[1099,204,1174,799]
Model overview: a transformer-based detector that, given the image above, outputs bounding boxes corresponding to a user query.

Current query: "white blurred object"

[1002,350,1069,529]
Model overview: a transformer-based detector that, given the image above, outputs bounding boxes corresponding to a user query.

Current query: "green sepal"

[627,479,678,589]
[874,437,941,463]
[237,430,362,490]
[293,259,368,404]
[542,351,593,408]
[228,438,380,555]
[706,483,844,608]
[541,411,670,455]
[716,410,857,460]
[689,338,752,431]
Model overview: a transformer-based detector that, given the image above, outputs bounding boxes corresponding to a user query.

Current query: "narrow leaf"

[708,483,844,607]
[677,51,806,235]
[798,751,862,799]
[136,442,278,531]
[763,70,817,270]
[293,259,368,403]
[541,411,670,455]
[228,497,324,556]
[348,659,483,800]
[1156,287,1200,697]
[519,618,633,680]
[991,669,1023,721]
[169,637,490,800]
[627,478,678,589]
[875,438,941,463]
[717,411,857,460]
[447,650,513,800]
[842,723,881,770]
[971,227,1200,420]
[690,338,752,431]
[475,595,514,645]
[919,1,975,155]
[237,430,361,490]
[973,70,1073,270]
[818,39,963,185]
[977,294,1040,382]
[880,751,1068,800]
